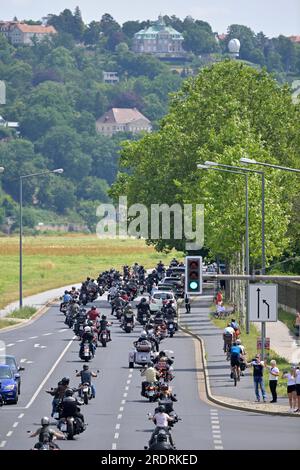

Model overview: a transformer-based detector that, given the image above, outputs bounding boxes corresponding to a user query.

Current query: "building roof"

[289,35,300,43]
[97,108,151,125]
[14,24,56,34]
[135,16,184,40]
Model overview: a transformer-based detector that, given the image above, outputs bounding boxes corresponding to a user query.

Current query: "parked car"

[150,291,177,313]
[0,365,18,404]
[159,277,184,297]
[0,355,24,394]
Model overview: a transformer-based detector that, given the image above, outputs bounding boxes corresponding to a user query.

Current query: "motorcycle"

[79,342,93,361]
[58,416,85,440]
[99,329,109,347]
[144,383,159,402]
[78,382,93,405]
[167,321,175,338]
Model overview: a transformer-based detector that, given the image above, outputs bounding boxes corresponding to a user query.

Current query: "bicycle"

[232,365,240,386]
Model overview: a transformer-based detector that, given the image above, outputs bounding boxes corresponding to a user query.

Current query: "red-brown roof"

[290,35,300,43]
[97,108,150,124]
[15,24,56,34]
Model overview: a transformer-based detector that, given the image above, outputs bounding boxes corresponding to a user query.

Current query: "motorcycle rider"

[111,293,125,315]
[149,405,175,447]
[141,362,160,397]
[136,297,151,322]
[76,364,97,399]
[60,290,72,311]
[87,305,100,322]
[46,377,71,417]
[99,315,112,341]
[80,326,95,357]
[60,389,85,427]
[29,417,65,450]
[121,307,135,329]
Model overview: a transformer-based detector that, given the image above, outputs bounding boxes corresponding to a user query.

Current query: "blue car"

[0,365,18,404]
[0,355,24,395]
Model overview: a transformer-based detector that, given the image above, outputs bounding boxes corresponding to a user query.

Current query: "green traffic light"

[189,281,198,290]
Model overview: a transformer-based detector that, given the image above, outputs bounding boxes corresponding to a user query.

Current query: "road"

[0,294,299,450]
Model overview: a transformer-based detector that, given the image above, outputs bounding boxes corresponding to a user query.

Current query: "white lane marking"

[43,333,53,336]
[112,443,117,450]
[17,340,25,343]
[116,424,120,430]
[29,336,38,339]
[121,400,126,404]
[214,440,223,445]
[58,329,67,333]
[215,446,224,450]
[12,422,18,428]
[114,433,119,439]
[123,393,127,398]
[128,374,132,378]
[0,348,5,351]
[6,343,14,347]
[130,369,133,372]
[117,414,122,419]
[25,336,75,409]
[212,425,220,430]
[34,344,40,348]
[0,441,7,448]
[6,431,13,437]
[18,413,24,419]
[126,380,131,384]
[26,361,34,364]
[20,359,27,363]
[211,420,220,424]
[119,407,124,412]
[40,346,47,349]
[125,386,129,391]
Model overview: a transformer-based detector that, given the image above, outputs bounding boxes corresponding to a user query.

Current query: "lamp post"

[240,157,300,174]
[19,169,63,309]
[197,164,250,332]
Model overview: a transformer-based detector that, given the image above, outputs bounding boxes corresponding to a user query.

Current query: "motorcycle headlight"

[4,384,16,390]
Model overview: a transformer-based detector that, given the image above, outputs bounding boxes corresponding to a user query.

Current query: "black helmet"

[64,290,68,294]
[61,377,70,386]
[65,389,73,397]
[141,297,147,303]
[83,364,89,370]
[101,315,106,320]
[158,405,165,413]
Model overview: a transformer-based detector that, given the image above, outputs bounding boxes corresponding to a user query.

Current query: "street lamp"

[19,168,64,308]
[197,163,250,332]
[240,157,300,174]
[0,167,4,173]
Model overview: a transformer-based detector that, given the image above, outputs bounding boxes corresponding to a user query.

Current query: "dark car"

[0,355,24,394]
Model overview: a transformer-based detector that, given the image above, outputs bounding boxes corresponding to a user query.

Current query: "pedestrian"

[247,354,267,403]
[184,295,191,313]
[265,359,279,403]
[295,312,300,337]
[215,290,223,305]
[282,366,297,412]
[295,366,300,412]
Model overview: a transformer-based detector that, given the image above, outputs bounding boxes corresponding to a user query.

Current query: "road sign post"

[185,256,202,296]
[249,284,277,360]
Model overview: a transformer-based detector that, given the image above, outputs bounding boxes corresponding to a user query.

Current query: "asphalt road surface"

[0,295,299,450]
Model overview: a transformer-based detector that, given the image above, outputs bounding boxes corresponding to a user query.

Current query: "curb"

[0,299,57,333]
[178,307,300,418]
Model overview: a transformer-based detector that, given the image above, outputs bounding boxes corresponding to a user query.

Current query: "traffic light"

[185,256,202,295]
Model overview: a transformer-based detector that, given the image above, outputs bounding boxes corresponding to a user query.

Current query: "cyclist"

[236,338,246,375]
[230,341,243,381]
[223,323,235,354]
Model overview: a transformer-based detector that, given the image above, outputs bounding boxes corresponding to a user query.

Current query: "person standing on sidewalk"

[295,312,300,337]
[185,295,191,313]
[282,366,297,412]
[247,354,267,403]
[266,359,279,403]
[295,367,300,412]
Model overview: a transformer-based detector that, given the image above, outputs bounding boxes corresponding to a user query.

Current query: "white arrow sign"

[249,284,277,322]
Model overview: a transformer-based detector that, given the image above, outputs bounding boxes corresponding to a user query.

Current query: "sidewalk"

[0,283,81,319]
[254,320,300,364]
[179,291,300,416]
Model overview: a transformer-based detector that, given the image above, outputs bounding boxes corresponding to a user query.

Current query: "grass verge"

[7,306,37,320]
[0,319,21,329]
[278,308,297,336]
[211,316,290,397]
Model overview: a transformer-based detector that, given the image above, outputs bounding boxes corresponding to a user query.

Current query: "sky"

[1,0,299,37]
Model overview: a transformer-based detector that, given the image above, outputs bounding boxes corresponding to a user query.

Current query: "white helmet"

[41,416,50,426]
[84,326,91,332]
[236,339,241,345]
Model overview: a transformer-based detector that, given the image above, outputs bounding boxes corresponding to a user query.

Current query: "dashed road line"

[6,343,14,347]
[210,409,224,450]
[18,413,24,419]
[121,399,126,404]
[125,386,129,391]
[6,431,13,437]
[123,393,127,398]
[29,336,38,339]
[12,422,18,428]
[17,340,25,343]
[115,424,120,430]
[119,407,124,412]
[114,433,119,439]
[112,443,117,450]
[43,333,53,336]
[117,414,122,420]
[0,441,7,448]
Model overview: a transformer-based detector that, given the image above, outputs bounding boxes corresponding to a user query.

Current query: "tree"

[83,21,101,45]
[73,6,85,41]
[122,21,142,39]
[112,61,300,267]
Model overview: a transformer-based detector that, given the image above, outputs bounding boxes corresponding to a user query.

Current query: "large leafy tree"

[112,61,300,271]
